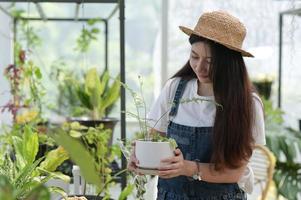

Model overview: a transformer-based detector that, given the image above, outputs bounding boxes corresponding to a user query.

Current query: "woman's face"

[189,42,212,83]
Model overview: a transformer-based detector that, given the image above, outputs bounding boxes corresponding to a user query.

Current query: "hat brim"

[179,26,254,57]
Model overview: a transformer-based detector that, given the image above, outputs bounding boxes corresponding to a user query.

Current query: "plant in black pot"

[71,68,120,135]
[52,67,120,146]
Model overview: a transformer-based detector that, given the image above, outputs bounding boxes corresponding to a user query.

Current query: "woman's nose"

[196,60,207,72]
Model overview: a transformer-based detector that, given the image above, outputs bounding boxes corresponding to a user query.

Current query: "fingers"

[158,169,178,178]
[160,153,182,163]
[127,153,139,172]
[158,163,179,171]
[174,148,181,155]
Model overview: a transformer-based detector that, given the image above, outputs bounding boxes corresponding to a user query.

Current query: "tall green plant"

[76,68,120,120]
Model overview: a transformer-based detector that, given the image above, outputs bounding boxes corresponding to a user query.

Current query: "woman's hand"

[158,148,186,178]
[127,141,140,173]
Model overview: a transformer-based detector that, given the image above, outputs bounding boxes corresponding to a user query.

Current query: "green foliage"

[0,175,51,200]
[79,68,120,119]
[75,18,102,53]
[52,129,101,187]
[117,139,147,200]
[264,99,301,199]
[118,184,134,200]
[52,67,120,119]
[0,125,70,200]
[51,123,129,199]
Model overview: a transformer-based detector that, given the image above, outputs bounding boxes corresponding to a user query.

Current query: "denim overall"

[157,79,246,200]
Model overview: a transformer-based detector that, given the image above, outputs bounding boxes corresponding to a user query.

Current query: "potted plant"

[70,68,120,132]
[51,67,120,145]
[120,77,222,175]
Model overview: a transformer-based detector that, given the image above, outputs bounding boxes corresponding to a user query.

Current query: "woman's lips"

[199,75,209,79]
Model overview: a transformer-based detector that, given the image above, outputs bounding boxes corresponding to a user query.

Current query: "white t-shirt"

[147,77,266,194]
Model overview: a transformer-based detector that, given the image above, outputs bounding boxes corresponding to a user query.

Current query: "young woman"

[128,10,265,200]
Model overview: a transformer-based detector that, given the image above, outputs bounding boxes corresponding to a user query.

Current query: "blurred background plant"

[0,124,70,200]
[264,98,301,200]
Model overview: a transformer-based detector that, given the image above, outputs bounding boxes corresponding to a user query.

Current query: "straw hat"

[179,10,254,57]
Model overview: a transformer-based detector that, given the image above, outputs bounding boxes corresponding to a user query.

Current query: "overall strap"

[169,78,189,117]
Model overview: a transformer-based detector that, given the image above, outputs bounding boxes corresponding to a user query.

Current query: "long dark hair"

[172,35,254,170]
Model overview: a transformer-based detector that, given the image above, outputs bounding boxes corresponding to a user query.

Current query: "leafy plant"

[75,18,102,53]
[1,6,45,123]
[51,125,133,199]
[78,68,120,119]
[264,99,301,200]
[52,67,120,119]
[0,125,70,200]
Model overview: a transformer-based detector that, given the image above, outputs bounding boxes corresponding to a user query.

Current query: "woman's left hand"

[158,148,185,178]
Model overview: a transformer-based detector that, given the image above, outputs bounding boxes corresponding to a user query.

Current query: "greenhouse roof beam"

[0,5,12,17]
[18,17,106,21]
[35,2,47,21]
[0,0,118,3]
[74,3,80,21]
[280,7,301,15]
[107,4,118,20]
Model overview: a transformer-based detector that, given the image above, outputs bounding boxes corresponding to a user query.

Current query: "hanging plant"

[75,18,102,53]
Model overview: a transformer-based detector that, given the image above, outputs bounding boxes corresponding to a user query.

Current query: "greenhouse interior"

[0,0,301,200]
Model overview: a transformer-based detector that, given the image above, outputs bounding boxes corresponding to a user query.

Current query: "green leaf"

[39,146,69,172]
[24,185,50,200]
[85,68,102,117]
[23,125,39,165]
[91,28,100,34]
[47,186,68,199]
[69,130,83,138]
[34,68,42,79]
[0,175,14,200]
[12,135,27,168]
[100,75,120,115]
[100,70,110,96]
[76,86,92,110]
[118,184,134,200]
[52,130,101,186]
[13,157,44,189]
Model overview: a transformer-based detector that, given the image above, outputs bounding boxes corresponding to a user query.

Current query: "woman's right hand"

[127,141,140,173]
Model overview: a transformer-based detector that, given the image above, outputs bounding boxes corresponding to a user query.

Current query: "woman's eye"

[191,55,198,59]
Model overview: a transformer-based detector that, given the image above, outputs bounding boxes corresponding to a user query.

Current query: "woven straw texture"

[179,10,254,57]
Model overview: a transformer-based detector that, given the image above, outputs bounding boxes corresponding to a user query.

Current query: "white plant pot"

[135,140,174,169]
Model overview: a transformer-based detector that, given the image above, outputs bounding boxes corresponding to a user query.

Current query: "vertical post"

[161,0,168,88]
[278,14,283,108]
[13,18,17,65]
[104,20,108,71]
[119,0,127,190]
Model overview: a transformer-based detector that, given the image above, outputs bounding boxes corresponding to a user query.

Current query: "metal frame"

[278,7,301,108]
[0,0,127,189]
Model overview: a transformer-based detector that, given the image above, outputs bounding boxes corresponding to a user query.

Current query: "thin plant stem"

[138,76,148,139]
